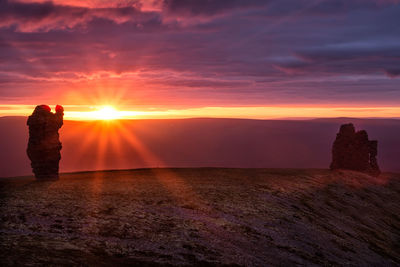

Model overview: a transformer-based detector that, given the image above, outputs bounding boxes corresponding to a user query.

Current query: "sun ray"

[113,121,210,209]
[74,122,103,168]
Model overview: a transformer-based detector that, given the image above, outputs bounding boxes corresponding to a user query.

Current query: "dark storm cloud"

[385,69,400,78]
[161,0,399,17]
[275,40,400,77]
[0,0,158,32]
[0,0,399,105]
[162,0,268,16]
[298,0,399,15]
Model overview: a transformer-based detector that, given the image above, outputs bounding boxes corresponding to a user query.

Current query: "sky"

[0,0,400,119]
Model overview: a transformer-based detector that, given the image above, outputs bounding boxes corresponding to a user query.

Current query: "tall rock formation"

[27,105,64,180]
[330,123,380,176]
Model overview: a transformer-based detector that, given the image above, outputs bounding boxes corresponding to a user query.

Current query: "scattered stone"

[26,105,64,180]
[330,123,380,176]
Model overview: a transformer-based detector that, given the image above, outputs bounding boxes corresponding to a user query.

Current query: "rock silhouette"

[330,123,380,176]
[27,105,64,179]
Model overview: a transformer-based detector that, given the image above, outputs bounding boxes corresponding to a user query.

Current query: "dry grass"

[0,168,399,266]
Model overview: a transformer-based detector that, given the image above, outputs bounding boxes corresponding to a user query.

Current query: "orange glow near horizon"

[0,104,400,120]
[87,106,121,120]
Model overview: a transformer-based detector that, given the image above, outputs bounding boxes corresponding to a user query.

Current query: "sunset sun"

[94,106,120,120]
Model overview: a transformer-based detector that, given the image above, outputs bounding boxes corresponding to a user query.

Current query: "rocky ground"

[0,168,399,266]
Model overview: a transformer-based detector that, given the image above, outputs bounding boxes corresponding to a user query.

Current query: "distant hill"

[0,117,399,177]
[0,168,399,265]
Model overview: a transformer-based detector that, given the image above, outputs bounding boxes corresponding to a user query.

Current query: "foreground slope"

[0,168,399,266]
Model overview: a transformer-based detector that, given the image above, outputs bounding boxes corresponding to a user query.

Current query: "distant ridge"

[1,117,399,177]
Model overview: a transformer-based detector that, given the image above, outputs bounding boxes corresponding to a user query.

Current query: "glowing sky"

[0,0,400,119]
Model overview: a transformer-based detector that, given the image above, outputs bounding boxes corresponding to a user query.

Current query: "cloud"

[162,0,267,16]
[273,41,400,77]
[0,0,159,32]
[304,0,400,15]
[385,69,400,78]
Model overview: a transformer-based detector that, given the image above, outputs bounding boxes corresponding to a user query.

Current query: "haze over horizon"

[0,0,399,119]
[1,116,400,177]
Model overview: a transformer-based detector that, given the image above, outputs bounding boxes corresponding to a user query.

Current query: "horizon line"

[1,115,400,122]
[1,105,400,121]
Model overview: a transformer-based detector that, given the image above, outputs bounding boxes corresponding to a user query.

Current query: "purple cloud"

[162,0,268,16]
[0,0,158,32]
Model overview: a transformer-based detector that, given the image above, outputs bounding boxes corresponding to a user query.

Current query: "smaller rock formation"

[27,105,64,180]
[330,123,380,176]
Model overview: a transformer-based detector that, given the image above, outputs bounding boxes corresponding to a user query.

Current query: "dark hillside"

[0,168,399,265]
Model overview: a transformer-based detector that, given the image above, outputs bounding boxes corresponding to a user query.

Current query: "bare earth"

[0,168,399,266]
